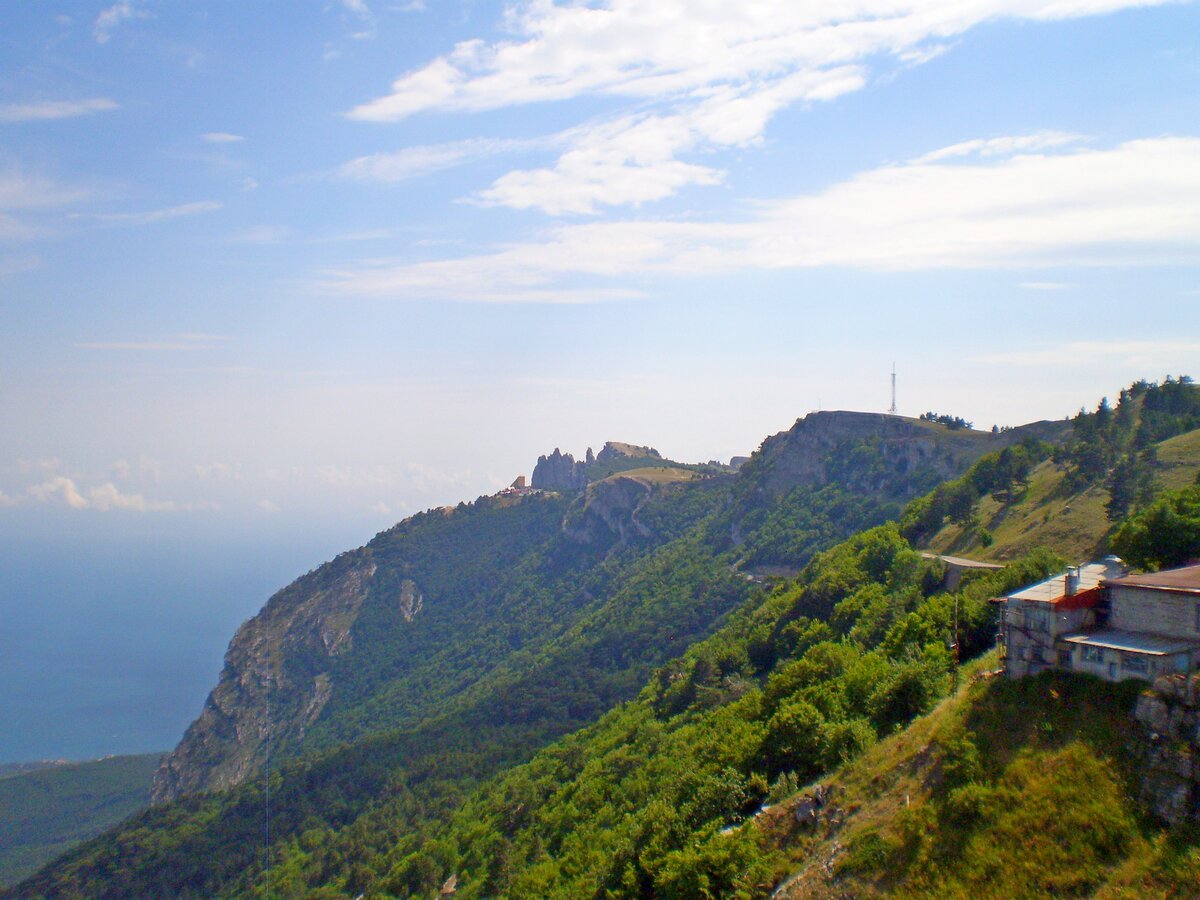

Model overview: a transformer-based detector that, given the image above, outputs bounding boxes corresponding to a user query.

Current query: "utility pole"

[889,363,897,416]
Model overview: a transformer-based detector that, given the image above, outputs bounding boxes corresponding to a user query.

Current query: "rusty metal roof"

[1009,562,1109,604]
[1108,563,1200,594]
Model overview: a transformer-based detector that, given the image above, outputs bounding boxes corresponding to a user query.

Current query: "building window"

[1027,609,1049,633]
[1121,654,1149,674]
[1082,645,1104,664]
[1058,650,1072,667]
[1195,603,1200,633]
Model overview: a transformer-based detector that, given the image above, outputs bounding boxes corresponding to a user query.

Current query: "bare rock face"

[562,474,655,547]
[151,552,378,804]
[745,410,1066,503]
[531,448,588,491]
[1133,673,1200,823]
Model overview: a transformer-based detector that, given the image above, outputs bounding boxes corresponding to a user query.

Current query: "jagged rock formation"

[1135,673,1200,823]
[531,448,588,490]
[531,441,666,491]
[151,552,379,803]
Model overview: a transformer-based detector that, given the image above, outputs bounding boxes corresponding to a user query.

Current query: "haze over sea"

[0,517,365,763]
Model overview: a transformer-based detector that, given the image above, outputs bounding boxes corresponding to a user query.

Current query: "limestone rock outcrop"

[151,552,378,803]
[531,448,588,491]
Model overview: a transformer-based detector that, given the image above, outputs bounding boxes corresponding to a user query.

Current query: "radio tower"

[889,363,897,415]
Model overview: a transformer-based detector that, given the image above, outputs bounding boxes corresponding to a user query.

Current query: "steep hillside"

[13,412,1018,898]
[919,427,1200,564]
[0,754,161,889]
[764,666,1199,898]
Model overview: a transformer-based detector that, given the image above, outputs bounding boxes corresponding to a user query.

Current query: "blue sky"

[2,0,1200,534]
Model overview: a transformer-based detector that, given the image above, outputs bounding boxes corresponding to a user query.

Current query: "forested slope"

[12,412,1021,898]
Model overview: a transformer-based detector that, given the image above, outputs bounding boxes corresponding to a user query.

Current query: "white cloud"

[0,489,20,508]
[322,136,1200,301]
[0,169,90,212]
[912,131,1086,163]
[94,1,148,44]
[0,168,92,241]
[201,131,244,143]
[25,474,183,512]
[0,98,119,124]
[69,200,222,226]
[345,0,1175,211]
[28,476,89,509]
[258,498,280,513]
[475,113,725,215]
[339,137,536,183]
[87,482,178,512]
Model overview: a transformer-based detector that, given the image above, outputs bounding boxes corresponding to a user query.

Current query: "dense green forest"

[0,754,161,889]
[12,384,1200,899]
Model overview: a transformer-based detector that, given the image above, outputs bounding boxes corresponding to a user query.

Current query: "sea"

[0,518,367,763]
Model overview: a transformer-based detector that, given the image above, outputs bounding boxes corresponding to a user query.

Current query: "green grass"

[924,427,1200,565]
[762,665,1164,898]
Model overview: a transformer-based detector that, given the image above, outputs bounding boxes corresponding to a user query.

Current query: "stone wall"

[1133,673,1200,823]
[1111,585,1200,637]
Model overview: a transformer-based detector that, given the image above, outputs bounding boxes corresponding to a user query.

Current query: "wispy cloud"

[912,131,1086,164]
[339,137,540,183]
[321,135,1200,301]
[0,168,91,241]
[0,254,41,278]
[345,0,1174,212]
[70,200,222,226]
[0,98,119,124]
[201,131,244,143]
[94,1,148,44]
[77,333,232,351]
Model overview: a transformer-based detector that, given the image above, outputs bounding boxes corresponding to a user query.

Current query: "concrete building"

[1001,559,1200,683]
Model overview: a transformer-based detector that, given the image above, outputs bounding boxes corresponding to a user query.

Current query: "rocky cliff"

[151,550,378,803]
[531,441,667,491]
[746,410,1068,502]
[1134,672,1200,823]
[531,448,588,491]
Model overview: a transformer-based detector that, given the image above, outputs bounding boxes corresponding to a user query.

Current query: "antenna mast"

[889,363,897,415]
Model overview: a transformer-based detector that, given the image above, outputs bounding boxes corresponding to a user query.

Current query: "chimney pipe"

[1065,566,1080,597]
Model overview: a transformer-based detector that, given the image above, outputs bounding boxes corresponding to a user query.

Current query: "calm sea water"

[0,519,367,763]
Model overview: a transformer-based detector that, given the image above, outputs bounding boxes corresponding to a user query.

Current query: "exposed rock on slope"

[151,551,377,803]
[747,410,1067,502]
[531,448,588,490]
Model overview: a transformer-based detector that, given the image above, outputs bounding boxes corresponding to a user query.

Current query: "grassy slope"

[0,753,161,889]
[924,428,1200,563]
[761,659,1200,898]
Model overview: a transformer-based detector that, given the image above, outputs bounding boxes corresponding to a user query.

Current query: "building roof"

[1108,563,1200,595]
[1009,562,1110,604]
[1061,628,1200,656]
